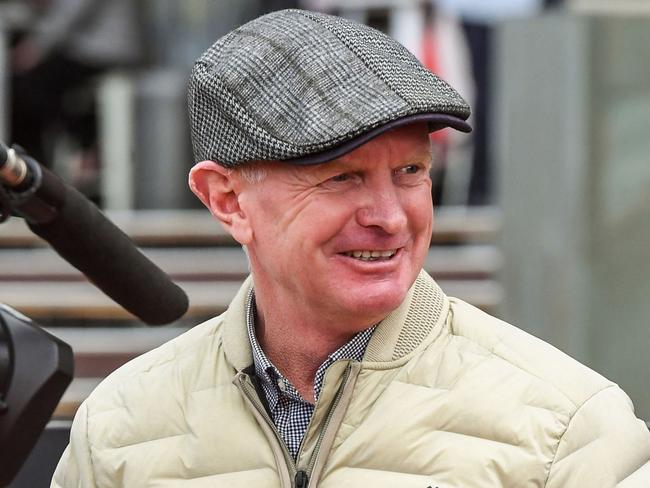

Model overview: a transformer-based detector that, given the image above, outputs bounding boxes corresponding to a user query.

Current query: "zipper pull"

[295,470,309,488]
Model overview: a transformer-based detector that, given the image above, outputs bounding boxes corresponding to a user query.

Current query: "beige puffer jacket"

[52,272,650,487]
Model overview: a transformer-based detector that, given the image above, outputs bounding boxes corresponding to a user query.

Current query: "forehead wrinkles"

[247,165,321,219]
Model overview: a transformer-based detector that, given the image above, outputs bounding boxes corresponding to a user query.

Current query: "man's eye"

[400,165,421,175]
[330,173,351,182]
[320,172,358,189]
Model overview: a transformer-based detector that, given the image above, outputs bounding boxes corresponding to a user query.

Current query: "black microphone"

[0,142,189,325]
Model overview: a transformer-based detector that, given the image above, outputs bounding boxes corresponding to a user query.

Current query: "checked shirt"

[246,290,375,460]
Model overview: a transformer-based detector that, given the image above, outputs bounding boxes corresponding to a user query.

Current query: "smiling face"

[240,123,434,332]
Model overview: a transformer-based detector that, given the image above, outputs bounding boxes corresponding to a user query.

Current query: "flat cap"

[188,9,471,168]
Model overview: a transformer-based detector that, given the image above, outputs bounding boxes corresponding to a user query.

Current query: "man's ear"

[188,161,252,245]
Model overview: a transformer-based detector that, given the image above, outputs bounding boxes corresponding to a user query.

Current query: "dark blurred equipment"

[0,139,191,484]
[0,141,189,325]
[0,304,73,486]
[8,420,71,488]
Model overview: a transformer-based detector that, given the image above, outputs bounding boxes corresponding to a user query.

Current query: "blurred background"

[0,0,648,484]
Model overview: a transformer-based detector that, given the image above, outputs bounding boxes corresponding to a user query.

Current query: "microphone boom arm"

[0,142,189,325]
[0,140,190,484]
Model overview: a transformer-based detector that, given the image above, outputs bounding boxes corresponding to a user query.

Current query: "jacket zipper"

[237,375,297,485]
[238,362,355,488]
[301,363,353,479]
[295,470,309,488]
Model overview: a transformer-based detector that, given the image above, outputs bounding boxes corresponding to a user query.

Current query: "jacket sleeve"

[545,385,650,487]
[51,402,97,488]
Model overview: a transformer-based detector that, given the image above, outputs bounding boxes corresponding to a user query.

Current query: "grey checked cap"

[188,9,471,168]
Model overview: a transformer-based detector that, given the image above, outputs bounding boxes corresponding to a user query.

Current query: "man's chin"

[335,281,411,322]
[318,259,420,323]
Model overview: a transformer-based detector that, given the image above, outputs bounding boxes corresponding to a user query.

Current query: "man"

[52,9,650,487]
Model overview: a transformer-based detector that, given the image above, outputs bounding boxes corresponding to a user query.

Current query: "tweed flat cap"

[188,9,471,168]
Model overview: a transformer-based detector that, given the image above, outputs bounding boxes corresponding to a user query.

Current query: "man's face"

[241,123,433,331]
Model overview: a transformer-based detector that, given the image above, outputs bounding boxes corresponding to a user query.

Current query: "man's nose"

[355,183,408,235]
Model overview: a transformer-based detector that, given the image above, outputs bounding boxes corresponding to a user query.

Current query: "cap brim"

[285,113,471,166]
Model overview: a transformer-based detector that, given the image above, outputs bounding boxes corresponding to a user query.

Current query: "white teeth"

[343,249,397,260]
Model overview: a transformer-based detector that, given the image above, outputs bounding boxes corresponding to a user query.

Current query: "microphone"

[0,143,189,325]
[0,144,32,191]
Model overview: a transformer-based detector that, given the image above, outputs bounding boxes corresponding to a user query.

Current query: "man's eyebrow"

[415,148,434,163]
[311,158,358,176]
[331,149,434,170]
[401,149,434,169]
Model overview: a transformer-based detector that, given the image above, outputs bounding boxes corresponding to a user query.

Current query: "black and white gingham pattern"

[246,290,374,459]
[188,9,470,168]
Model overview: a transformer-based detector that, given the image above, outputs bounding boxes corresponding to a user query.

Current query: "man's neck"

[253,289,375,403]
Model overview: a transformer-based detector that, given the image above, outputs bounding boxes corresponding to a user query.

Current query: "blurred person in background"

[419,1,475,205]
[9,0,143,199]
[52,9,650,487]
[433,0,544,205]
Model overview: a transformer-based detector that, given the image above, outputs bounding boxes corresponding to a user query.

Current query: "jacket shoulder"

[84,313,229,412]
[423,297,650,485]
[447,297,612,409]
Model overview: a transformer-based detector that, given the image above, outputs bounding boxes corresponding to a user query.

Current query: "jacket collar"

[222,275,255,371]
[222,270,449,371]
[364,270,449,363]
